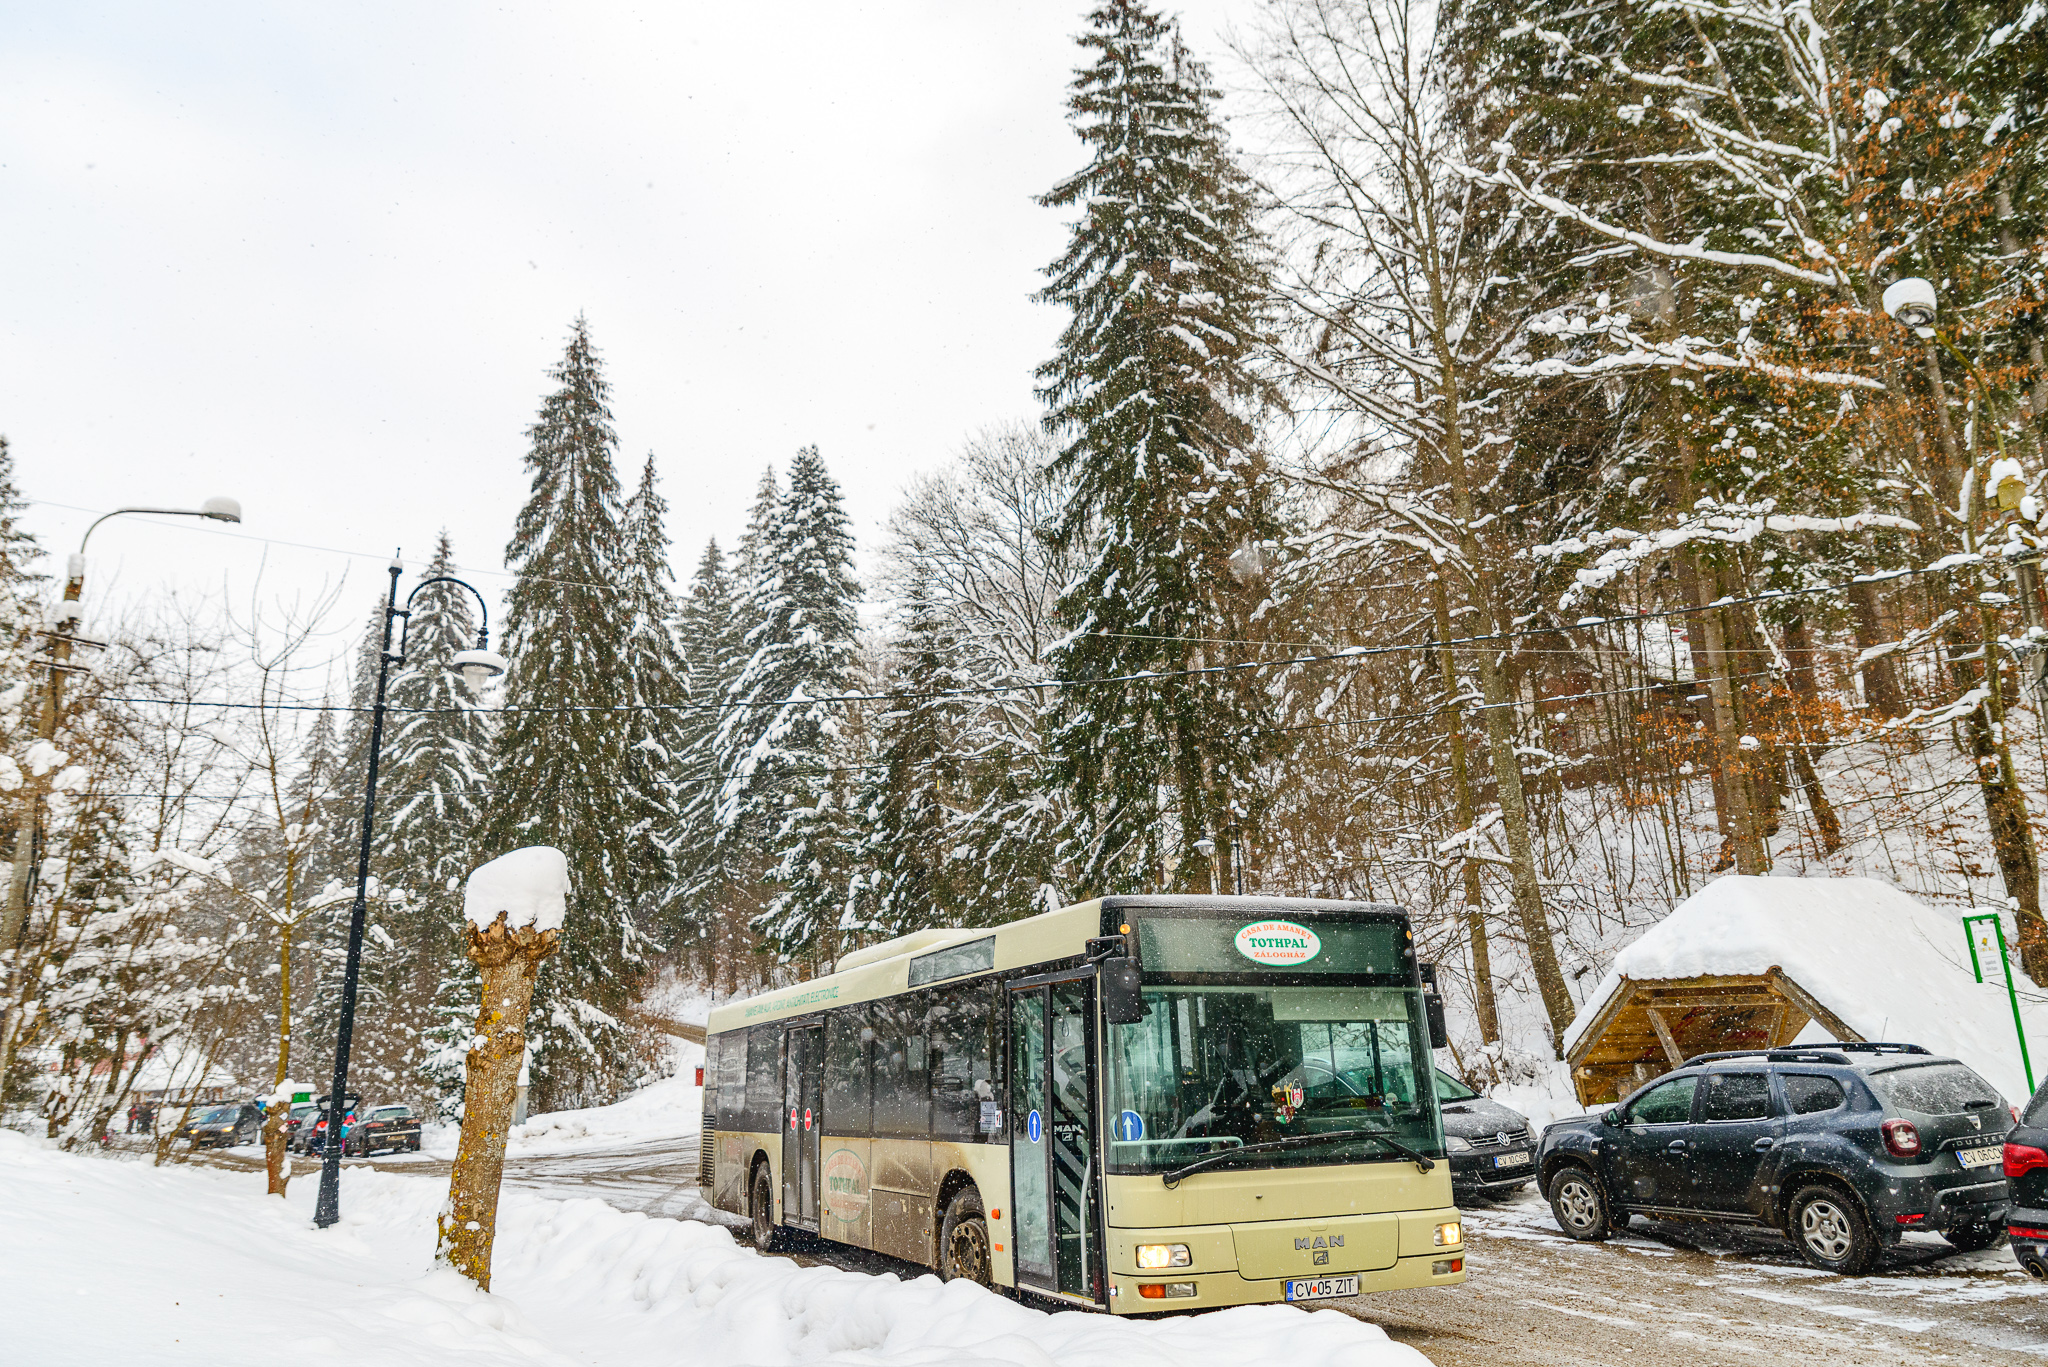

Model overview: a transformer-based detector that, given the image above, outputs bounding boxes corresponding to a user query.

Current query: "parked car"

[174,1101,262,1150]
[2006,1078,2048,1277]
[1435,1068,1536,1199]
[347,1104,422,1155]
[1538,1043,2012,1275]
[301,1091,362,1155]
[281,1103,317,1147]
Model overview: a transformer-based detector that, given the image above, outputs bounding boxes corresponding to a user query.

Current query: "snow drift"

[1,1128,1428,1366]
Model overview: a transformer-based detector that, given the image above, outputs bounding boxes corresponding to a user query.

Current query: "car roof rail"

[1824,1041,1931,1056]
[1763,1049,1852,1065]
[1680,1049,1772,1067]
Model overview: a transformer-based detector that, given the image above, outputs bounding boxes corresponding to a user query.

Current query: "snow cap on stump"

[464,846,570,933]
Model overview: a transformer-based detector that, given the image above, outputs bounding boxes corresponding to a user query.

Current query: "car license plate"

[1285,1275,1359,1302]
[1494,1151,1531,1169]
[1958,1145,2002,1170]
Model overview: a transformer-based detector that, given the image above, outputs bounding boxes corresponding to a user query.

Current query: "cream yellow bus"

[700,895,1466,1313]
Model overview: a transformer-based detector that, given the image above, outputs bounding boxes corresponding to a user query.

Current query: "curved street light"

[314,559,503,1229]
[0,497,244,957]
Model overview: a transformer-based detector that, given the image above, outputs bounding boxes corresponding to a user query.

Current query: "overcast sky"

[1,0,1251,673]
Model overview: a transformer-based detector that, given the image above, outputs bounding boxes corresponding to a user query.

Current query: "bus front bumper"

[1105,1209,1467,1314]
[1108,1250,1465,1313]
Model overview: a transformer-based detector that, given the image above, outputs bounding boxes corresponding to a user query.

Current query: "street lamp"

[314,560,503,1229]
[0,498,243,958]
[1881,277,1937,334]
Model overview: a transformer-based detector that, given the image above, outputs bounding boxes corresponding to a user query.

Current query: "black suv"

[2005,1077,2048,1277]
[1538,1044,2012,1274]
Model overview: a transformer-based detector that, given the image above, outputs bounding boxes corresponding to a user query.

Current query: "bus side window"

[929,982,994,1142]
[715,1033,747,1131]
[825,1006,872,1136]
[872,993,931,1137]
[745,1024,781,1132]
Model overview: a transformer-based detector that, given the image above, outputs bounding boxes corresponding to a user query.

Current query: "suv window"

[1697,1072,1772,1122]
[1783,1075,1845,1115]
[1869,1063,2002,1116]
[1627,1075,1696,1125]
[2026,1080,2048,1128]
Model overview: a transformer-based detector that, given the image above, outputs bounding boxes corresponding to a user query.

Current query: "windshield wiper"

[1160,1127,1435,1188]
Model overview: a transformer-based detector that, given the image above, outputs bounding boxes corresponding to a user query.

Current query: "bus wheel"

[750,1165,785,1254]
[939,1188,992,1286]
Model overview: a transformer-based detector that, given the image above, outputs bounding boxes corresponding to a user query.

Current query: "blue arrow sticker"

[1026,1109,1043,1143]
[1116,1109,1145,1142]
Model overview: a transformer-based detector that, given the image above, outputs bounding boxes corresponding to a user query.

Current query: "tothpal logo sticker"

[1233,919,1321,966]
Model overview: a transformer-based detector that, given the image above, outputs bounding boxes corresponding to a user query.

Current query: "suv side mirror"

[1602,1108,1625,1127]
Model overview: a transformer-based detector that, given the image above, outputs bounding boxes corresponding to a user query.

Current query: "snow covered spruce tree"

[1036,0,1285,893]
[716,448,861,965]
[619,455,690,938]
[482,318,645,1107]
[671,539,750,988]
[854,573,968,939]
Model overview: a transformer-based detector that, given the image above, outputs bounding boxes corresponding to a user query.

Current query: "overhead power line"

[95,549,2013,719]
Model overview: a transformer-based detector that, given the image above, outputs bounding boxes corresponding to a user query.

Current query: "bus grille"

[699,1121,715,1189]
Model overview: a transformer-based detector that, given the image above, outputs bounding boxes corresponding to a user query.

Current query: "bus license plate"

[1958,1145,2002,1169]
[1285,1276,1358,1302]
[1494,1151,1531,1169]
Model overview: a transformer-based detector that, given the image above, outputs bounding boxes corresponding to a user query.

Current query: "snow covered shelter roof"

[1562,876,2047,1105]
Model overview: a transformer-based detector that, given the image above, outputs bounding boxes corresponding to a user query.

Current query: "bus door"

[782,1021,824,1231]
[1007,973,1104,1305]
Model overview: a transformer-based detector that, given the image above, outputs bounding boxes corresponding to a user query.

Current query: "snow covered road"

[180,1134,2048,1365]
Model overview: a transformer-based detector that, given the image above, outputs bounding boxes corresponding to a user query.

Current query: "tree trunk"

[263,1106,293,1198]
[1696,585,1769,874]
[1781,615,1842,854]
[437,915,561,1290]
[1846,581,1908,718]
[1431,572,1498,1044]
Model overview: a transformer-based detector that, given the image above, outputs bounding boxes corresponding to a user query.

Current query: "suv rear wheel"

[1788,1185,1878,1275]
[1547,1167,1612,1242]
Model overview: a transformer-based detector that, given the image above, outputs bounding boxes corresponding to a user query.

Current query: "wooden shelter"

[1565,966,1866,1106]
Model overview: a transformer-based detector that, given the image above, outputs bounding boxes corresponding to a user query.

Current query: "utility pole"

[0,500,240,1098]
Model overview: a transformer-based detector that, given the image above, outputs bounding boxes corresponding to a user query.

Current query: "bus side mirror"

[1101,960,1145,1024]
[1425,993,1448,1050]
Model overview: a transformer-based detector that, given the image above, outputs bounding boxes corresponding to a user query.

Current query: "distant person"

[126,1103,140,1134]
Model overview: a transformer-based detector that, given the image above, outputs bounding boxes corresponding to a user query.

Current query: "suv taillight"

[1881,1118,1922,1158]
[2008,1143,2048,1179]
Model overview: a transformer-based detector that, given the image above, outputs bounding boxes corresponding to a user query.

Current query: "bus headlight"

[1136,1243,1192,1269]
[1434,1220,1462,1248]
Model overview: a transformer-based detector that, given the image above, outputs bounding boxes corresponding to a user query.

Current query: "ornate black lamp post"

[314,560,505,1228]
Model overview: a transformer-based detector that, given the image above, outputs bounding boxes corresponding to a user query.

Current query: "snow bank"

[1,1127,1430,1367]
[1562,875,2048,1102]
[463,846,569,932]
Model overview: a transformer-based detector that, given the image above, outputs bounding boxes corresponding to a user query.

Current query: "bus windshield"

[1105,984,1442,1174]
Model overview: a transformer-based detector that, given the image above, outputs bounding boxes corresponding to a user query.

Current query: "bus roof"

[704,894,1407,1033]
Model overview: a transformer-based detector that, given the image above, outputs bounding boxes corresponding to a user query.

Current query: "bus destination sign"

[1233,919,1322,967]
